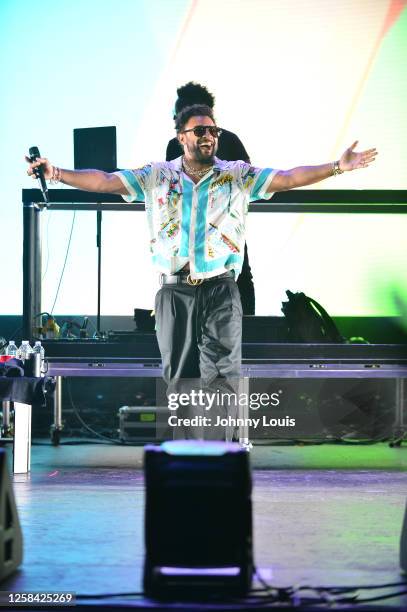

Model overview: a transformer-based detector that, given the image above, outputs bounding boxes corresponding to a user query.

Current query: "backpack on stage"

[281,290,345,343]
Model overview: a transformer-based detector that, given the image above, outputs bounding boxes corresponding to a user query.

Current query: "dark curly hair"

[175,104,215,133]
[174,82,215,117]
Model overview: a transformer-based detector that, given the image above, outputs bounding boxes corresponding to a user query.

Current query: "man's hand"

[25,155,53,180]
[24,153,129,194]
[339,141,377,172]
[267,140,378,192]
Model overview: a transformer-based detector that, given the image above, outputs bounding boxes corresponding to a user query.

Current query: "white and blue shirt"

[115,156,277,279]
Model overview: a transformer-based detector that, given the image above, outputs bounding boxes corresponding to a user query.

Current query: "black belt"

[160,270,234,286]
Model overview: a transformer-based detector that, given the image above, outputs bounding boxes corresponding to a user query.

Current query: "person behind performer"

[26,107,377,440]
[166,82,255,315]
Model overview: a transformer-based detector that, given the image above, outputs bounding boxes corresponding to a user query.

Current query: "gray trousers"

[155,275,242,439]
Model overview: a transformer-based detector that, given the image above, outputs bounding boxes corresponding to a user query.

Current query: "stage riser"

[33,376,405,443]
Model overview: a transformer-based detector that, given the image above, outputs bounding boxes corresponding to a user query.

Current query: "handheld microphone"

[29,146,49,204]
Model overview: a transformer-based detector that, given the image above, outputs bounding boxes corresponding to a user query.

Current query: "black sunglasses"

[181,125,222,138]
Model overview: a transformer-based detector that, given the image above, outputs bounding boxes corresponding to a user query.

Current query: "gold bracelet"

[332,160,344,176]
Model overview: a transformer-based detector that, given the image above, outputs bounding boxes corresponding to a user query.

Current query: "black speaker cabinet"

[143,441,253,599]
[0,449,23,581]
[74,126,117,172]
[401,499,407,574]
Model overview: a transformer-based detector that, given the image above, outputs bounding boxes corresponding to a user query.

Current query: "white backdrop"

[1,0,406,316]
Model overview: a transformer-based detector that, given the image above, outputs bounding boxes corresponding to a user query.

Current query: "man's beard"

[187,140,218,164]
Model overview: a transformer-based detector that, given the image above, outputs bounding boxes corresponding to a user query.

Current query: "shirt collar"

[169,155,225,174]
[213,156,224,172]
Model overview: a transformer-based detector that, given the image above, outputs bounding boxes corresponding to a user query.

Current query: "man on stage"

[166,81,256,314]
[26,104,377,439]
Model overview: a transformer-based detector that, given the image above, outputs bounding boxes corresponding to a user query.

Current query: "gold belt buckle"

[187,274,203,286]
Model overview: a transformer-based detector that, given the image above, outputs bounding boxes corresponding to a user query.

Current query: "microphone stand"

[96,208,102,337]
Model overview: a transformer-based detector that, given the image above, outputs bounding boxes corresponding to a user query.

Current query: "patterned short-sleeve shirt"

[115,156,277,279]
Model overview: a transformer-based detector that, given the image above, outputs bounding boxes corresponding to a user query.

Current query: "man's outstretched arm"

[25,156,129,195]
[267,141,377,193]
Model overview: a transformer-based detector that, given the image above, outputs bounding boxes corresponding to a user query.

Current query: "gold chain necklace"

[182,157,213,178]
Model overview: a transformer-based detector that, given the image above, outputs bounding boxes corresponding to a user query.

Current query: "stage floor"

[2,441,407,610]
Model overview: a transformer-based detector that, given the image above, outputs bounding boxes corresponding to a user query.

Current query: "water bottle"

[5,340,18,356]
[32,340,45,377]
[44,316,60,339]
[18,340,33,362]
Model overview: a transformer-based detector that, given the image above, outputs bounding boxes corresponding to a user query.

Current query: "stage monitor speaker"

[401,499,407,573]
[0,449,23,581]
[74,126,117,172]
[143,440,253,599]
